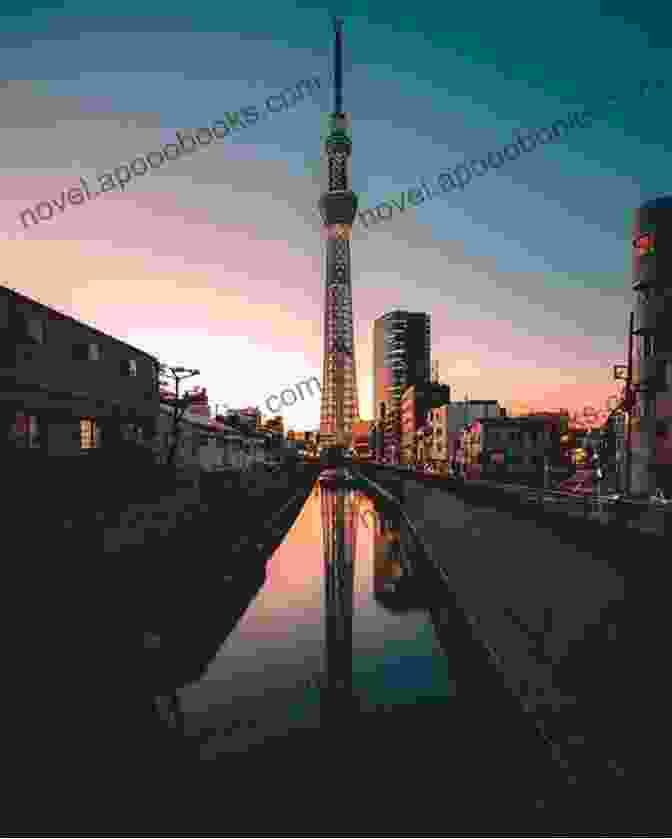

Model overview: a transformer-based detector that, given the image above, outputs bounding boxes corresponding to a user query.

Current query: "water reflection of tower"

[319,485,359,725]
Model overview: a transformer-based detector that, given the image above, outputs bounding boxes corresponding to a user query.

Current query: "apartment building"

[430,400,502,469]
[400,382,451,464]
[479,415,562,484]
[1,286,159,458]
[630,196,672,496]
[454,420,484,480]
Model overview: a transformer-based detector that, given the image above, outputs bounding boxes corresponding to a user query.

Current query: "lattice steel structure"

[318,18,359,450]
[319,485,359,725]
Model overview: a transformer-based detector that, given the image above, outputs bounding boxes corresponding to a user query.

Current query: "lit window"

[633,232,656,257]
[80,419,99,449]
[120,359,137,376]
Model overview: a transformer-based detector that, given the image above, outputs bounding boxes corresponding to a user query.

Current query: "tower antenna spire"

[333,16,344,115]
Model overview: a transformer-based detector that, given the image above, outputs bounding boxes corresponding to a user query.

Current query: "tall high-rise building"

[318,18,359,450]
[373,311,431,462]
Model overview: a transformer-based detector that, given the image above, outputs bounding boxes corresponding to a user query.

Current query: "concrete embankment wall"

[6,456,319,623]
[3,458,319,800]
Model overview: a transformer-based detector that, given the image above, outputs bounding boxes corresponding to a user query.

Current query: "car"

[651,490,672,505]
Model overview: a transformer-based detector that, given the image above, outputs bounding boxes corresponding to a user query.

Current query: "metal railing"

[364,463,670,535]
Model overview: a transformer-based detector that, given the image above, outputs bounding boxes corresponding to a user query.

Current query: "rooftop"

[640,195,672,210]
[2,285,158,362]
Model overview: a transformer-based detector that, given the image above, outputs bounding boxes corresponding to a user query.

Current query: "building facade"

[1,286,159,459]
[373,311,431,463]
[430,400,502,470]
[350,418,371,458]
[400,382,451,464]
[478,415,563,485]
[156,402,273,471]
[454,420,483,480]
[630,195,672,496]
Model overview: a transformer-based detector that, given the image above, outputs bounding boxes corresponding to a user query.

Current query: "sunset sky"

[2,0,670,429]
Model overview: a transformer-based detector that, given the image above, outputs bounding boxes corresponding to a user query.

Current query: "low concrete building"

[430,400,502,470]
[479,414,563,485]
[454,420,483,480]
[1,286,159,458]
[156,401,273,471]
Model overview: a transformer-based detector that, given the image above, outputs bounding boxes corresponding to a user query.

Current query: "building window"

[72,343,102,361]
[8,412,41,449]
[120,359,137,376]
[25,317,45,344]
[80,419,99,450]
[643,334,655,358]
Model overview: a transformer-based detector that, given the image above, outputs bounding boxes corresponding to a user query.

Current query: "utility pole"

[159,364,201,467]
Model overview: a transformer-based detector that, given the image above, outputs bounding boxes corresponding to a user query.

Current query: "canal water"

[177,481,454,759]
[156,477,575,823]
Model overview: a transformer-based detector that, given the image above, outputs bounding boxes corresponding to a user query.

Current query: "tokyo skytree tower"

[318,17,359,450]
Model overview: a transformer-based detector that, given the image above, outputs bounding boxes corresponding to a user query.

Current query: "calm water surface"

[178,481,454,759]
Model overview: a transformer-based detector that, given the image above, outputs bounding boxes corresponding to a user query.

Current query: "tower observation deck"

[318,17,359,452]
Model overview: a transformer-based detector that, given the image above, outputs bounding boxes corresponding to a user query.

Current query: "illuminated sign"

[633,232,656,257]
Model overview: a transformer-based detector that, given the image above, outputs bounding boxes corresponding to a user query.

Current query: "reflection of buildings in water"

[372,507,426,614]
[320,488,358,719]
[373,518,403,597]
[372,503,405,595]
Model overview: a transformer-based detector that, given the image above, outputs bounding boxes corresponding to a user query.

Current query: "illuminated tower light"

[318,17,359,450]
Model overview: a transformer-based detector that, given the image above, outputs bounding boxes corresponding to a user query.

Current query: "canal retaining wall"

[3,458,320,822]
